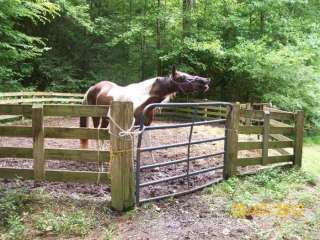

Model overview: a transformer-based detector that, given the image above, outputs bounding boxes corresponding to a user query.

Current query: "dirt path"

[116,193,255,240]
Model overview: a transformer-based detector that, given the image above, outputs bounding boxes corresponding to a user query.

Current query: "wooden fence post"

[262,111,270,165]
[293,110,304,168]
[224,103,240,179]
[245,103,251,126]
[32,104,45,182]
[110,101,135,211]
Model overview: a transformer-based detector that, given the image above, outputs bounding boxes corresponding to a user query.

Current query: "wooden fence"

[0,101,134,211]
[0,92,84,123]
[156,103,304,178]
[0,93,305,209]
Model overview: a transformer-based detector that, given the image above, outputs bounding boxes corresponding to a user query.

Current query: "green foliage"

[35,210,94,236]
[0,0,320,127]
[0,0,59,91]
[0,189,31,240]
[205,168,315,204]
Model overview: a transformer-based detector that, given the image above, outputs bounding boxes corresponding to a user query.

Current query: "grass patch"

[204,167,320,239]
[0,189,32,240]
[303,145,320,176]
[205,168,315,204]
[35,210,94,237]
[0,186,115,239]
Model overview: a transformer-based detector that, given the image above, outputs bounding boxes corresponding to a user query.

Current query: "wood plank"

[262,111,270,165]
[0,168,110,184]
[238,141,293,150]
[224,104,240,178]
[0,115,22,123]
[239,126,263,134]
[270,119,291,127]
[32,105,45,181]
[110,101,135,211]
[0,98,83,104]
[44,104,109,117]
[45,148,110,162]
[0,92,84,98]
[294,111,304,168]
[0,126,32,137]
[0,168,34,180]
[45,170,110,184]
[270,134,293,142]
[0,147,33,158]
[45,127,110,140]
[240,109,294,121]
[237,155,293,166]
[239,126,294,135]
[0,104,32,117]
[269,134,292,155]
[245,103,251,126]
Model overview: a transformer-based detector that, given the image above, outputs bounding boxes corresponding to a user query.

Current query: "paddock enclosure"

[0,92,304,210]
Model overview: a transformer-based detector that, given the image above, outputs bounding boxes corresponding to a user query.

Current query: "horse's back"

[86,80,116,105]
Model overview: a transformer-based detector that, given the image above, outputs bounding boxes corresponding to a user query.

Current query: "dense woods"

[1,0,320,127]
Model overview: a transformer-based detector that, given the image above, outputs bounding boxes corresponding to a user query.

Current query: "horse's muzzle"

[196,77,210,92]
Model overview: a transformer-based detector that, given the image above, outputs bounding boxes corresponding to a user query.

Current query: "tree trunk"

[156,0,162,76]
[182,0,193,39]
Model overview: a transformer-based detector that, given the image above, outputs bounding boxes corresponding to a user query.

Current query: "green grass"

[35,210,94,236]
[303,145,320,176]
[0,187,114,239]
[203,167,320,239]
[0,189,32,240]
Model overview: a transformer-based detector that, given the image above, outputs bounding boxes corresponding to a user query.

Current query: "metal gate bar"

[136,102,233,204]
[144,119,226,131]
[139,178,224,204]
[140,165,224,188]
[140,151,225,170]
[139,136,226,152]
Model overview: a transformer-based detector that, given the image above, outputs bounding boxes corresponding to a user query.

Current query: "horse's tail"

[80,90,90,149]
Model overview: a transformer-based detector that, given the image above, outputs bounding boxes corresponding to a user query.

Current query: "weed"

[0,189,31,227]
[104,225,117,240]
[36,210,94,236]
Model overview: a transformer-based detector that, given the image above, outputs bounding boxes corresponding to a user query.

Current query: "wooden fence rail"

[0,101,135,210]
[156,102,303,177]
[0,95,304,210]
[225,105,303,176]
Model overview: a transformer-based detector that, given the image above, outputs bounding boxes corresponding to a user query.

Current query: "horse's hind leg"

[100,117,109,149]
[92,117,101,128]
[100,117,109,128]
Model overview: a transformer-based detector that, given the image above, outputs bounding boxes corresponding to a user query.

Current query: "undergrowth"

[204,167,320,239]
[0,189,32,240]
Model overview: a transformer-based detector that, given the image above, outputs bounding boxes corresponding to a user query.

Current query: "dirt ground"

[0,117,297,240]
[0,117,228,201]
[0,117,291,201]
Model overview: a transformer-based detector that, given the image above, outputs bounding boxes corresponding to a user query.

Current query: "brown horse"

[80,66,210,148]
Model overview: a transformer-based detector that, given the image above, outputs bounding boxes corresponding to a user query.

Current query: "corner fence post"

[224,103,240,179]
[294,110,304,168]
[110,101,135,211]
[32,104,45,182]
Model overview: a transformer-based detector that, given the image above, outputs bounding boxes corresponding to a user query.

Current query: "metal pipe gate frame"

[135,102,235,204]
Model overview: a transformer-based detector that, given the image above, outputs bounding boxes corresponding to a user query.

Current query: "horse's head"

[170,65,210,94]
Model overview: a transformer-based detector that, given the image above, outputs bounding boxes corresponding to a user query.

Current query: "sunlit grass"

[302,143,320,177]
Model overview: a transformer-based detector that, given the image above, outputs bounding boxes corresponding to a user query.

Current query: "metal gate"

[136,102,233,204]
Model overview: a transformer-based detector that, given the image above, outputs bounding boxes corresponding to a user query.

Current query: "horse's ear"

[171,65,177,79]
